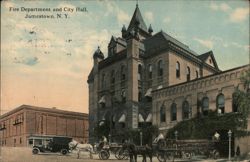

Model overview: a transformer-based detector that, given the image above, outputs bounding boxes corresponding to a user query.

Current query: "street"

[0,147,249,162]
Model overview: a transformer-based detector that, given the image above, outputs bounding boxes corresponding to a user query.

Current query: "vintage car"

[32,136,72,155]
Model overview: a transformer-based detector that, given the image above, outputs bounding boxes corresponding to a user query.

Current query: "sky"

[1,0,249,114]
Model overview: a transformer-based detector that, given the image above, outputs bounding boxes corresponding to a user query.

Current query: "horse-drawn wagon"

[94,142,129,160]
[155,139,220,162]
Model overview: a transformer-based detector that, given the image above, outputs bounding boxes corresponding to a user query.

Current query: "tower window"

[186,66,190,81]
[138,64,142,81]
[196,70,199,79]
[158,60,163,77]
[176,62,180,78]
[121,65,126,81]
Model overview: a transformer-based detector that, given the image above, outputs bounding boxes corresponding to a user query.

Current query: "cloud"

[14,57,39,66]
[144,11,154,22]
[104,1,130,25]
[230,7,249,23]
[193,37,213,49]
[163,17,171,24]
[210,2,231,12]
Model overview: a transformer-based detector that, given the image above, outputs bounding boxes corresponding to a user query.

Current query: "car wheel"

[61,149,68,155]
[32,148,39,154]
[99,150,110,160]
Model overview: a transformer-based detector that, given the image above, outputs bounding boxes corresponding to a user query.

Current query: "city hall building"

[0,105,89,147]
[88,5,249,151]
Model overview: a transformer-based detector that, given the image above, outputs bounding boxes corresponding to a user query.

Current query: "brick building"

[0,105,88,147]
[87,4,250,153]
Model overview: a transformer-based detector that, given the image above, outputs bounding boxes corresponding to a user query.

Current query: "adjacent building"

[0,105,89,147]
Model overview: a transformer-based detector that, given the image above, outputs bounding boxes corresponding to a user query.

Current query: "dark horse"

[122,142,152,162]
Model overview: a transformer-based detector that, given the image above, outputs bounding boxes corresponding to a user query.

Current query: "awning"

[145,88,152,97]
[118,114,126,123]
[99,96,106,104]
[146,113,152,122]
[157,85,163,90]
[99,121,104,126]
[138,114,144,122]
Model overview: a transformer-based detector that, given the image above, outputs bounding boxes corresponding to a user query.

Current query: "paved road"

[0,147,249,162]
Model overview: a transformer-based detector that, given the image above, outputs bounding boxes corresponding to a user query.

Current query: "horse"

[122,142,152,162]
[68,140,94,159]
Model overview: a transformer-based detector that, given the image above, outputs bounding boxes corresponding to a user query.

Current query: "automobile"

[32,136,72,155]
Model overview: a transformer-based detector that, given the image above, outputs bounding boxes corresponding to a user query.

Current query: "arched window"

[186,66,191,81]
[182,101,189,119]
[158,60,163,77]
[202,97,209,116]
[217,94,225,114]
[111,70,115,84]
[138,64,142,81]
[171,103,177,121]
[232,92,238,112]
[160,105,166,122]
[121,65,126,81]
[148,64,152,79]
[176,62,180,78]
[196,70,199,79]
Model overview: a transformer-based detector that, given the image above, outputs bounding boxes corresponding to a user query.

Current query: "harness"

[71,143,78,150]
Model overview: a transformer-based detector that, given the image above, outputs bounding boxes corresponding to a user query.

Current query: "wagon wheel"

[61,149,68,155]
[115,148,129,160]
[99,150,110,160]
[32,148,39,154]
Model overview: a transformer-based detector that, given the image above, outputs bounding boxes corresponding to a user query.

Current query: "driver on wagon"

[153,133,164,143]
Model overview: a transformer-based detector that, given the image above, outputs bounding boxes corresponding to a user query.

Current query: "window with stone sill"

[182,101,189,119]
[217,94,225,114]
[160,105,166,123]
[171,103,177,121]
[202,97,209,116]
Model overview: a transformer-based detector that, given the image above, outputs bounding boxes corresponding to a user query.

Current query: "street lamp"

[140,132,143,146]
[228,130,232,161]
[109,134,111,145]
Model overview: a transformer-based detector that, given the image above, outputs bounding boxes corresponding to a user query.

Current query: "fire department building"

[0,105,89,147]
[87,5,250,152]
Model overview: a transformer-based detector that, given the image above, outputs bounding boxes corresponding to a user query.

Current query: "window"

[186,66,190,81]
[160,105,166,122]
[171,103,177,121]
[148,64,152,79]
[121,65,126,81]
[138,64,142,81]
[182,101,189,119]
[111,70,115,84]
[138,91,142,102]
[158,60,163,77]
[176,62,180,78]
[202,97,209,116]
[20,138,22,144]
[29,139,33,145]
[232,93,238,112]
[217,94,225,114]
[196,70,199,79]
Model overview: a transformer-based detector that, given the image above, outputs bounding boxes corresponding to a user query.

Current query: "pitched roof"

[127,5,148,33]
[198,51,219,69]
[143,31,197,56]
